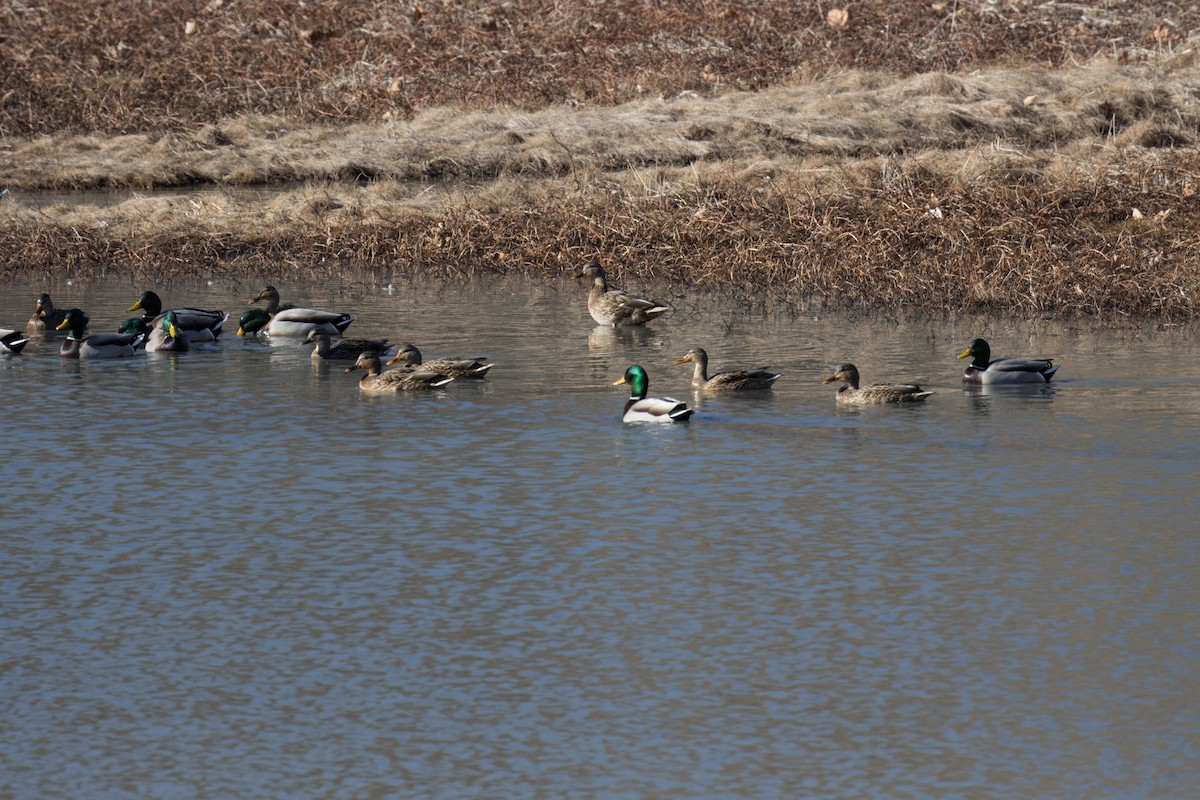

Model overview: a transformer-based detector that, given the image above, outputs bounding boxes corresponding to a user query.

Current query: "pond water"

[1,276,1197,799]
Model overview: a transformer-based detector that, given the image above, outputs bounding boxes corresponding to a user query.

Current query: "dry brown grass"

[3,0,1196,137]
[5,62,1199,191]
[3,1,1200,318]
[5,144,1198,317]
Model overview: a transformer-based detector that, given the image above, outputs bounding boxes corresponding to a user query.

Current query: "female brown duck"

[577,261,669,327]
[674,348,781,392]
[345,353,454,393]
[822,364,933,405]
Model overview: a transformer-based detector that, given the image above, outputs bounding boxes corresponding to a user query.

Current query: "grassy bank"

[3,2,1200,317]
[5,142,1198,317]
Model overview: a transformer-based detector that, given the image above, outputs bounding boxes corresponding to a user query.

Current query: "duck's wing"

[323,339,389,359]
[863,383,934,402]
[272,307,354,325]
[423,357,494,377]
[267,312,355,336]
[988,357,1056,373]
[79,332,144,357]
[384,368,454,389]
[616,293,668,313]
[87,332,143,348]
[707,368,782,390]
[170,308,228,332]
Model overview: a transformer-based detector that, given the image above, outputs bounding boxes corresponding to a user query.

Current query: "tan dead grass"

[4,60,1198,190]
[5,143,1199,317]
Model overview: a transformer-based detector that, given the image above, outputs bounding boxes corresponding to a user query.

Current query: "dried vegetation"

[2,0,1200,317]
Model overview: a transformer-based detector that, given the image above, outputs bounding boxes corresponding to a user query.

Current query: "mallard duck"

[117,318,150,336]
[822,363,934,405]
[344,352,454,394]
[145,311,191,353]
[236,308,270,336]
[248,285,354,336]
[957,338,1058,384]
[0,328,30,355]
[612,364,694,422]
[27,293,80,331]
[128,290,227,342]
[57,309,144,359]
[385,344,494,378]
[305,329,390,360]
[577,260,670,327]
[674,347,781,391]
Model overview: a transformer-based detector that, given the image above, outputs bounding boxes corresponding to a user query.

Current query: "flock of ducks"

[575,261,1060,422]
[11,287,496,394]
[7,262,1061,422]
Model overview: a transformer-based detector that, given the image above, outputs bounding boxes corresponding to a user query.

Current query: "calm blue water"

[1,277,1198,799]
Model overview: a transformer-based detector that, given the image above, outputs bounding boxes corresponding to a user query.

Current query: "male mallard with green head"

[612,364,693,422]
[57,308,144,359]
[128,290,227,343]
[957,338,1058,384]
[145,310,191,353]
[236,308,270,336]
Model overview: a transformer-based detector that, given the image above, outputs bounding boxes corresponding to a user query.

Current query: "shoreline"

[3,145,1199,321]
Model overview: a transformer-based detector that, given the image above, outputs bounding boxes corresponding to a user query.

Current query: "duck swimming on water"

[674,347,781,392]
[957,338,1058,384]
[247,285,354,337]
[612,364,693,422]
[822,363,933,405]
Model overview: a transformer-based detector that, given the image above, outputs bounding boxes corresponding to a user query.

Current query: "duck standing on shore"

[957,338,1059,384]
[577,260,670,327]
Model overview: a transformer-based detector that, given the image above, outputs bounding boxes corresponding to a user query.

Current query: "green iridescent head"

[118,317,151,335]
[128,290,163,317]
[55,308,90,339]
[238,308,270,336]
[162,310,181,338]
[613,364,650,399]
[957,338,991,368]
